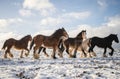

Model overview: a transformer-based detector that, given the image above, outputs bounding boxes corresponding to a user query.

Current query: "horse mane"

[51,28,63,38]
[19,35,31,41]
[105,34,115,39]
[76,30,86,39]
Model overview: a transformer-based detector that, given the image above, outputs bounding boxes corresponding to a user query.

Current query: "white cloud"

[19,9,33,17]
[69,15,120,38]
[63,11,91,19]
[0,18,23,28]
[107,15,120,27]
[22,0,56,16]
[0,32,16,48]
[40,17,68,26]
[40,11,91,26]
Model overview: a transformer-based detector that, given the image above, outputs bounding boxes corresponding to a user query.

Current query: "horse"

[88,34,119,57]
[30,28,69,59]
[59,30,87,58]
[77,38,96,58]
[2,35,32,58]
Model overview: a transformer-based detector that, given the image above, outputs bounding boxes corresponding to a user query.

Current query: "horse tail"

[88,38,92,47]
[2,40,7,50]
[58,39,62,49]
[58,39,65,52]
[30,39,34,50]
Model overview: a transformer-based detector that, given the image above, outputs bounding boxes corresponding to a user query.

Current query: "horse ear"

[62,27,64,30]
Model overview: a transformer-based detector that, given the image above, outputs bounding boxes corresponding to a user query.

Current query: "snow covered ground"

[0,49,120,79]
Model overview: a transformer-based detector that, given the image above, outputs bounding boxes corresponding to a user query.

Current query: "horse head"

[61,27,69,40]
[76,30,87,40]
[111,34,119,43]
[53,28,69,41]
[109,34,119,43]
[25,35,32,41]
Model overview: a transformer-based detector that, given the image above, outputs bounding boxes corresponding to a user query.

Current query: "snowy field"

[0,49,120,79]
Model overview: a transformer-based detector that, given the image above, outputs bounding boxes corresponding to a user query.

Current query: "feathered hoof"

[72,55,76,58]
[109,53,113,56]
[92,52,97,57]
[33,53,39,59]
[20,56,23,58]
[9,53,14,58]
[58,53,63,58]
[4,54,7,58]
[25,53,29,57]
[45,53,49,57]
[103,54,107,57]
[52,56,57,59]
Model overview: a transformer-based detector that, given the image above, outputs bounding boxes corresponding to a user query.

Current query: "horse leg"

[4,49,8,58]
[81,49,87,58]
[58,45,65,58]
[8,52,13,58]
[38,47,43,54]
[33,46,39,59]
[25,49,29,57]
[108,46,114,56]
[103,48,107,57]
[6,47,13,58]
[66,45,73,58]
[20,50,24,58]
[91,52,97,57]
[51,47,57,59]
[43,48,49,57]
[58,49,63,58]
[69,48,74,58]
[73,45,79,58]
[88,45,95,57]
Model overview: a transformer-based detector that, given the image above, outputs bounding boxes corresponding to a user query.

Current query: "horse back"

[64,38,76,47]
[91,37,112,47]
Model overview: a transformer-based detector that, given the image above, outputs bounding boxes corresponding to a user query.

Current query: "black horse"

[88,34,119,57]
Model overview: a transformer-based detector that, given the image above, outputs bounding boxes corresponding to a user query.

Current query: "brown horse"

[2,35,32,58]
[59,30,87,58]
[30,28,69,59]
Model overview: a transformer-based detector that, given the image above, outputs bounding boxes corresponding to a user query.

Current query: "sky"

[0,0,120,49]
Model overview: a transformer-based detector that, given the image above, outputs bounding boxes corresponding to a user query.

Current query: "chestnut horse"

[2,35,32,58]
[59,30,87,58]
[30,28,69,59]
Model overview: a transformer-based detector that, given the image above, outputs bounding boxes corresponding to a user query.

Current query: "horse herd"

[1,28,119,59]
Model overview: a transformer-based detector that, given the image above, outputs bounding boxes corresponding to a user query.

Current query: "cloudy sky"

[0,0,120,49]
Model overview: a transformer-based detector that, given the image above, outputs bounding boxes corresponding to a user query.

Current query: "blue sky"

[0,0,120,48]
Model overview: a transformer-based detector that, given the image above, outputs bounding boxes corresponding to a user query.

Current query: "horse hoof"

[25,53,29,57]
[72,56,76,58]
[4,55,7,58]
[46,55,49,57]
[53,57,57,59]
[109,53,113,56]
[58,53,63,58]
[20,56,23,58]
[103,54,107,57]
[33,53,39,59]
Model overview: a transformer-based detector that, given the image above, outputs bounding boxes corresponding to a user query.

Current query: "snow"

[0,49,120,79]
